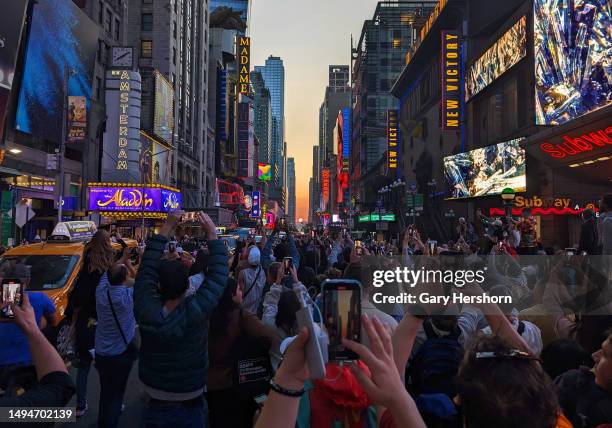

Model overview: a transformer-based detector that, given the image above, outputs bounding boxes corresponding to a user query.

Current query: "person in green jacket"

[133,210,228,428]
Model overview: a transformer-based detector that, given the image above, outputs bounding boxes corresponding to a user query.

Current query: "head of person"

[276,290,301,335]
[248,246,261,267]
[600,194,612,212]
[593,331,612,393]
[267,261,282,285]
[540,339,591,380]
[157,259,189,303]
[108,263,129,286]
[455,336,559,428]
[273,242,289,261]
[327,268,342,279]
[189,249,209,276]
[86,229,115,274]
[581,208,596,222]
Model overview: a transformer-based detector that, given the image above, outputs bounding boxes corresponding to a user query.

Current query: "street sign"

[46,153,58,170]
[358,214,370,223]
[15,200,35,228]
[381,213,396,221]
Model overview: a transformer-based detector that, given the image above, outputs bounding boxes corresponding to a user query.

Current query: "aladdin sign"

[88,185,181,213]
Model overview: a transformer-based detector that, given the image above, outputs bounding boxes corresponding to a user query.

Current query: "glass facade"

[254,56,285,189]
[251,70,272,165]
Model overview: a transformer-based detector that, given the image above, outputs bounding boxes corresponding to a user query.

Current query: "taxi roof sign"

[50,221,97,242]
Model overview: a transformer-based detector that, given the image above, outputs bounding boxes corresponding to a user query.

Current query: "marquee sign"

[441,31,461,130]
[238,37,251,94]
[387,110,398,171]
[321,168,330,210]
[88,184,181,213]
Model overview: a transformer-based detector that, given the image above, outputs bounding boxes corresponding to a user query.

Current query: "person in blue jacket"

[133,210,228,428]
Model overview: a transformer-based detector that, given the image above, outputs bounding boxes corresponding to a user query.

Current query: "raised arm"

[261,230,277,270]
[287,234,301,270]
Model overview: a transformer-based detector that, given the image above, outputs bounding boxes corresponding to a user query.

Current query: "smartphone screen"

[283,257,293,274]
[1,280,23,319]
[428,240,437,255]
[355,240,363,256]
[323,280,361,361]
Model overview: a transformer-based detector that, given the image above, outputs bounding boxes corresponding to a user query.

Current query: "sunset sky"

[249,0,380,220]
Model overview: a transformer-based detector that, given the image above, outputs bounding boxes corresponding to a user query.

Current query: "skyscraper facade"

[287,157,296,225]
[251,70,272,165]
[328,65,350,92]
[254,56,285,197]
[128,0,211,208]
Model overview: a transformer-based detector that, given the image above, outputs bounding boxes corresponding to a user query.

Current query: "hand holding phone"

[283,257,293,275]
[322,279,361,361]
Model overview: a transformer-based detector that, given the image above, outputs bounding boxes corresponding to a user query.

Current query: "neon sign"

[540,126,612,159]
[88,185,181,212]
[441,31,461,130]
[387,110,398,171]
[238,37,251,94]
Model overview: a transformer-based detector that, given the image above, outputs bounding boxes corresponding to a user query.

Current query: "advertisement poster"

[15,0,97,144]
[444,138,526,199]
[153,71,174,143]
[535,0,611,125]
[67,96,87,143]
[465,16,526,100]
[258,163,271,181]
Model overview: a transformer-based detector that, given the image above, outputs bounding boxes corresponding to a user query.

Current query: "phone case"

[296,307,326,379]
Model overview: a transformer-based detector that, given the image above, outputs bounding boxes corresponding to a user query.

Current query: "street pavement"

[58,363,143,428]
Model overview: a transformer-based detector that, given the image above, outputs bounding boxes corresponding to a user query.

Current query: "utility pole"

[57,65,70,223]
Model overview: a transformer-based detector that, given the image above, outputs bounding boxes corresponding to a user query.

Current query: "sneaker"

[75,403,88,418]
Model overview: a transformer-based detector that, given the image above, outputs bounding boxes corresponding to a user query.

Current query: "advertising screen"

[444,138,526,199]
[465,16,526,100]
[211,0,249,24]
[258,163,271,181]
[534,0,612,125]
[67,96,87,143]
[88,186,181,213]
[153,71,174,143]
[15,0,97,144]
[0,0,28,91]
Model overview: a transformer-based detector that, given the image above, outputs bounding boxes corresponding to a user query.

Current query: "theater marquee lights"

[387,109,399,171]
[238,37,251,94]
[441,31,461,130]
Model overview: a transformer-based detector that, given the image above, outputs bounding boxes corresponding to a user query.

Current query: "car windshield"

[0,255,80,291]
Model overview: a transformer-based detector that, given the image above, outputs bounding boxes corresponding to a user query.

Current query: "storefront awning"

[521,104,612,183]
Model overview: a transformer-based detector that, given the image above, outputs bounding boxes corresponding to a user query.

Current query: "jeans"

[75,358,91,409]
[95,352,134,428]
[141,395,208,428]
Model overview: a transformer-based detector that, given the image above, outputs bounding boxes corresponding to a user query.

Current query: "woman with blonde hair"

[65,229,116,417]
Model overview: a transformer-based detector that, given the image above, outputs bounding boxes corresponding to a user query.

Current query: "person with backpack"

[94,263,137,428]
[239,246,266,314]
[207,277,276,427]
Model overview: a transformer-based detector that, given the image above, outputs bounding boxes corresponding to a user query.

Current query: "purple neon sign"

[88,186,181,212]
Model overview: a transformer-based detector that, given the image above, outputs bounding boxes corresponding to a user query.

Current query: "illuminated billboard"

[465,16,526,100]
[15,0,97,144]
[441,31,461,130]
[444,138,526,199]
[387,110,399,171]
[153,71,175,143]
[258,163,272,181]
[88,185,181,213]
[534,0,612,125]
[238,37,251,94]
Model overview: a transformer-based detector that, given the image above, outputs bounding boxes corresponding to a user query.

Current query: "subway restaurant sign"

[489,195,599,216]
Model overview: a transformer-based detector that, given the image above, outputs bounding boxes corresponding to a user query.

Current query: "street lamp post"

[501,188,516,219]
[58,66,75,223]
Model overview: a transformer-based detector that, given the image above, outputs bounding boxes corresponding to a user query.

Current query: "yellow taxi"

[0,221,138,354]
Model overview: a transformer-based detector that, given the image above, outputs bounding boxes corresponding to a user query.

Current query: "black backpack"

[408,319,464,398]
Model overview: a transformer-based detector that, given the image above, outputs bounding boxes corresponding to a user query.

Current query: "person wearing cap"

[238,245,266,314]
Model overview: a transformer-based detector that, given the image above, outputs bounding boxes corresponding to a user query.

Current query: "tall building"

[329,65,350,92]
[287,157,296,225]
[254,56,285,201]
[128,0,211,208]
[352,1,436,198]
[251,70,272,165]
[309,145,320,222]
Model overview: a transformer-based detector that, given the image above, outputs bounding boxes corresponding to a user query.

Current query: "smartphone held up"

[322,279,361,361]
[1,279,24,319]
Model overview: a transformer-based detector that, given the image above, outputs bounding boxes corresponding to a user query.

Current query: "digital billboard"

[258,163,271,181]
[67,96,87,143]
[15,0,98,144]
[534,0,612,125]
[444,138,526,199]
[441,31,461,130]
[153,71,174,143]
[88,185,181,213]
[465,16,526,100]
[211,0,249,24]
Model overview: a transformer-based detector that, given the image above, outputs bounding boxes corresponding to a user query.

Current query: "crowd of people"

[0,193,610,428]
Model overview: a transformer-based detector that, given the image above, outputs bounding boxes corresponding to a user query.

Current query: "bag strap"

[243,266,262,299]
[107,288,128,346]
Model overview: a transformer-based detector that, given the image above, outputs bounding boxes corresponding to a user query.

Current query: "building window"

[105,9,112,33]
[98,1,104,24]
[114,18,120,41]
[141,40,153,58]
[141,13,153,31]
